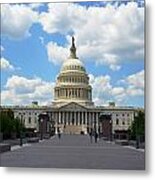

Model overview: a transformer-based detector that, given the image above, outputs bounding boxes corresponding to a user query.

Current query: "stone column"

[91,112,93,130]
[62,112,64,124]
[78,112,80,125]
[85,112,87,126]
[70,111,72,125]
[55,112,58,134]
[73,112,76,125]
[68,112,70,125]
[92,112,94,130]
[66,112,68,125]
[59,112,61,124]
[96,112,99,133]
[81,112,84,125]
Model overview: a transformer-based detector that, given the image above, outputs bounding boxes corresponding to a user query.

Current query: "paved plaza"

[0,135,145,170]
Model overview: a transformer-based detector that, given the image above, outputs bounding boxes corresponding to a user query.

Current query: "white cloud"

[126,70,144,89]
[124,70,144,97]
[40,2,144,70]
[109,64,121,71]
[1,45,4,52]
[126,87,144,96]
[46,41,68,65]
[1,4,38,39]
[1,69,144,106]
[0,57,14,71]
[88,69,144,106]
[1,75,55,106]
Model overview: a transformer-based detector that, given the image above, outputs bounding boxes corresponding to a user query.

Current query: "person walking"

[89,132,93,143]
[89,128,93,143]
[57,128,61,140]
[94,132,98,143]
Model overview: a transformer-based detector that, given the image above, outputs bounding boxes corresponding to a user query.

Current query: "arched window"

[28,117,31,124]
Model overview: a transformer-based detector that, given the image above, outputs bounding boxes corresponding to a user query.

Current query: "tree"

[129,110,145,142]
[0,108,25,139]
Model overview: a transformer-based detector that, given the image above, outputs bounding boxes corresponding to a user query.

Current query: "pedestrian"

[89,130,93,143]
[94,132,98,143]
[57,128,61,139]
[58,132,61,139]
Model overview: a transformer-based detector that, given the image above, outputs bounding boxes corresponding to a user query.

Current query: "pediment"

[59,102,87,111]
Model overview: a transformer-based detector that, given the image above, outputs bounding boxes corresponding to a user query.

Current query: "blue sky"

[0,1,144,107]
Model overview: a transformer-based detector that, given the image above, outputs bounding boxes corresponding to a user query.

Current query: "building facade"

[3,37,137,139]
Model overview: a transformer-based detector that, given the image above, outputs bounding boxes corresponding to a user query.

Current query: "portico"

[50,102,100,134]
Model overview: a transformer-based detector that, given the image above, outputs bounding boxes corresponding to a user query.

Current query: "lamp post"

[40,119,43,140]
[20,115,23,146]
[109,119,113,141]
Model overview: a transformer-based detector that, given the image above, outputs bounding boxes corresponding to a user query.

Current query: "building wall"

[12,106,135,135]
[14,109,44,131]
[111,111,134,133]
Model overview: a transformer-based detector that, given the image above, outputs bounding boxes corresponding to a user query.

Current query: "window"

[28,117,31,124]
[116,119,119,125]
[122,113,125,116]
[122,120,125,125]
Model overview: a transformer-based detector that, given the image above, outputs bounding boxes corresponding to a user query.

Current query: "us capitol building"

[4,37,139,139]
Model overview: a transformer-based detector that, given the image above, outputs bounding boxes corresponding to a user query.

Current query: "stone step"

[63,125,83,134]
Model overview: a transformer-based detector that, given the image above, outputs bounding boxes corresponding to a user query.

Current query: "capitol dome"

[53,37,94,106]
[61,58,86,73]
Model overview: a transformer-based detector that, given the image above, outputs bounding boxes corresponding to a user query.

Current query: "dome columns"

[54,87,92,101]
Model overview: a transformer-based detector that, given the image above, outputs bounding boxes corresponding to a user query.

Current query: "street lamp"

[40,119,43,140]
[20,115,23,146]
[109,119,113,141]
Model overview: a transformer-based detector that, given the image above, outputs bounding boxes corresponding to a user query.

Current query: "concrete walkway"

[0,135,145,170]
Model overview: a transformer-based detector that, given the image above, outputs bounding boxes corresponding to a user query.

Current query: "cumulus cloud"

[1,4,38,39]
[1,45,4,52]
[0,57,15,71]
[1,69,144,106]
[46,42,68,65]
[40,2,144,70]
[1,75,55,106]
[126,70,144,89]
[89,69,144,106]
[123,69,144,96]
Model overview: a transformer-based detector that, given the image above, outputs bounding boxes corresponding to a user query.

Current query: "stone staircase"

[63,125,83,134]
